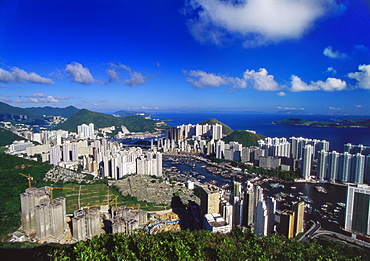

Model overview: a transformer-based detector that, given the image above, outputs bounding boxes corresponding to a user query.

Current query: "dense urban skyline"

[0,0,369,114]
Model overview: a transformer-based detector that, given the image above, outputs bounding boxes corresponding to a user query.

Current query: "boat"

[337,202,345,208]
[210,179,218,185]
[291,186,296,189]
[315,186,327,193]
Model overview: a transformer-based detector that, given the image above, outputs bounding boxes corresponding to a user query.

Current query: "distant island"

[274,117,370,128]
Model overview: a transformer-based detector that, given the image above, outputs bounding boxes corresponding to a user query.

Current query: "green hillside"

[0,101,39,121]
[274,117,370,128]
[0,128,25,146]
[26,105,79,118]
[222,130,265,147]
[54,109,168,133]
[199,118,233,135]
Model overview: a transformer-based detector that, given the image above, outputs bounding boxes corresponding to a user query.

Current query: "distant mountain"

[54,109,168,132]
[199,118,233,135]
[222,130,265,147]
[112,110,150,118]
[26,105,79,118]
[274,117,370,128]
[0,101,40,122]
[0,128,25,146]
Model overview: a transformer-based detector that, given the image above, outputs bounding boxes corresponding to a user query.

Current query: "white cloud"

[0,97,10,102]
[119,64,147,86]
[183,70,230,88]
[348,64,370,89]
[323,46,346,59]
[184,0,339,47]
[277,106,304,110]
[183,68,278,91]
[243,68,279,91]
[329,106,341,110]
[290,75,346,92]
[326,67,336,74]
[17,93,69,103]
[277,91,286,96]
[65,62,94,84]
[106,68,119,84]
[0,67,54,84]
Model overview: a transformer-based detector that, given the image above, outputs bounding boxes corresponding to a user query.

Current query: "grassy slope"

[222,130,265,147]
[0,128,25,147]
[199,118,233,135]
[54,109,167,133]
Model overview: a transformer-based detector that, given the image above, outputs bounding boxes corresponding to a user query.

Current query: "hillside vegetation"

[26,105,79,118]
[274,117,370,128]
[0,152,53,239]
[222,130,265,147]
[199,118,233,135]
[43,229,369,260]
[0,128,25,146]
[54,109,168,133]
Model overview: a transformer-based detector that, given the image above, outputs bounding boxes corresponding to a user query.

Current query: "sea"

[152,112,370,152]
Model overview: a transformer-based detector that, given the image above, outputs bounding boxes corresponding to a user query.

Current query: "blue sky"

[0,0,369,115]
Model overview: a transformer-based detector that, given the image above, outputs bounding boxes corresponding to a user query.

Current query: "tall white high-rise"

[317,150,328,180]
[345,184,370,236]
[301,145,313,180]
[254,200,268,236]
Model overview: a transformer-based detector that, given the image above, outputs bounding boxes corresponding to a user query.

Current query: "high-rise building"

[327,151,340,180]
[266,197,276,235]
[301,145,313,180]
[292,201,304,236]
[338,152,352,182]
[254,200,268,236]
[317,150,328,180]
[242,181,255,227]
[350,153,365,184]
[200,186,220,226]
[345,184,370,236]
[279,210,295,239]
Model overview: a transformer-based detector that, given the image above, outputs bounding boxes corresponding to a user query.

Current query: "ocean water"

[153,112,370,152]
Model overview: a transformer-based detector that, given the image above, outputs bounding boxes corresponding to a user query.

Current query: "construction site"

[11,171,195,244]
[14,186,151,244]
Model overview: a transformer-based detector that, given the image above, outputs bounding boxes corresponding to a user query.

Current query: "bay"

[154,112,370,152]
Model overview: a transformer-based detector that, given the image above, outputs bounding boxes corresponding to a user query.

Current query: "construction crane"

[18,173,33,188]
[82,195,119,212]
[46,185,75,201]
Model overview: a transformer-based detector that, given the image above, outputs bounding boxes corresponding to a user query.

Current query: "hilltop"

[26,105,79,118]
[222,130,265,147]
[274,117,370,128]
[54,109,168,133]
[199,118,233,135]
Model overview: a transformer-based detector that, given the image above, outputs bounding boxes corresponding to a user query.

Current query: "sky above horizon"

[0,0,369,115]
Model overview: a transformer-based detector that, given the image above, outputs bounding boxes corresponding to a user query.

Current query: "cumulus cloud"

[0,67,54,84]
[65,62,94,84]
[183,70,230,88]
[323,46,346,59]
[119,64,147,86]
[243,68,279,90]
[290,75,346,92]
[184,0,339,47]
[277,91,286,96]
[329,106,341,110]
[183,67,278,91]
[17,93,69,103]
[347,64,370,89]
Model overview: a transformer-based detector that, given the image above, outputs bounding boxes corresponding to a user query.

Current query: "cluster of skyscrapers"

[199,180,303,238]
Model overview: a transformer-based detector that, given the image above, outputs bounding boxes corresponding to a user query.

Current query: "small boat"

[315,186,327,193]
